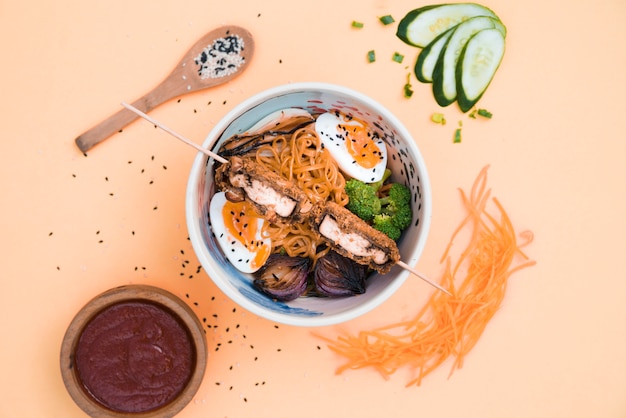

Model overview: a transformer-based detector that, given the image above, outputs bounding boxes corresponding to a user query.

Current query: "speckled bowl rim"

[185,82,432,327]
[60,284,208,417]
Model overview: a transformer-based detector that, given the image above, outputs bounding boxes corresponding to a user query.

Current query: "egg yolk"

[222,199,271,270]
[340,117,382,169]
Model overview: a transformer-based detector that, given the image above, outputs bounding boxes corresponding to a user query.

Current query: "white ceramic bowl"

[186,82,431,327]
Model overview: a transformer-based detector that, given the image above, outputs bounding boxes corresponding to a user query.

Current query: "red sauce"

[75,301,195,413]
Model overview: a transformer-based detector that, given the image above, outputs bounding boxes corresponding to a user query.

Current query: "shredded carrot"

[318,166,536,386]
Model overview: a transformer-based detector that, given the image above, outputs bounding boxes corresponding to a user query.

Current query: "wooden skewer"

[397,261,452,296]
[120,102,227,164]
[121,102,451,296]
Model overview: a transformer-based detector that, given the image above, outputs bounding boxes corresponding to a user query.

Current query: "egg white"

[209,192,271,273]
[315,112,388,183]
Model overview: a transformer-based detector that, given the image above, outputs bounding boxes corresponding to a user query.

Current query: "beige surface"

[1,0,625,417]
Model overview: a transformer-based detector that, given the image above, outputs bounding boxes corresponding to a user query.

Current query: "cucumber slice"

[396,3,498,48]
[456,28,506,112]
[414,28,454,83]
[432,16,499,107]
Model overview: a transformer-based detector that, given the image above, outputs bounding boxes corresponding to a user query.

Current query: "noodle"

[254,123,348,205]
[317,166,536,386]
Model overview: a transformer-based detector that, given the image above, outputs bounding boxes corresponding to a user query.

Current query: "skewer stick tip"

[397,260,452,296]
[120,101,227,164]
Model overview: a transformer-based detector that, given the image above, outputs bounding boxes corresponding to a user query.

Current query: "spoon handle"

[74,82,175,153]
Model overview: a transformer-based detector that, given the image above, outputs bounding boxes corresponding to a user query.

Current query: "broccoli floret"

[372,214,401,241]
[380,183,412,229]
[344,179,381,221]
[344,176,413,241]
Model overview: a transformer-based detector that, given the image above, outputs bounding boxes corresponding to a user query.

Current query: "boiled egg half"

[209,191,271,273]
[315,111,388,183]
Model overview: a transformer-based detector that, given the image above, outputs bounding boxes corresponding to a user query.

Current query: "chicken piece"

[308,201,400,274]
[215,156,312,224]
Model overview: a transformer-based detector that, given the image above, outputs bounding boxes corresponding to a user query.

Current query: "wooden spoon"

[75,25,254,153]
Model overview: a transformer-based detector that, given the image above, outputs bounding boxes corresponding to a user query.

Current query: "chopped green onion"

[403,73,413,98]
[367,50,376,63]
[468,109,477,119]
[351,20,364,28]
[392,52,404,63]
[379,15,395,25]
[454,128,462,143]
[403,79,413,98]
[431,113,446,125]
[477,108,493,118]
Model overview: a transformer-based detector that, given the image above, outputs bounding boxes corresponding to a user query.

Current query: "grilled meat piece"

[215,156,312,224]
[308,201,400,274]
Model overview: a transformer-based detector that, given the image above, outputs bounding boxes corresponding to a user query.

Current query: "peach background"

[1,0,625,417]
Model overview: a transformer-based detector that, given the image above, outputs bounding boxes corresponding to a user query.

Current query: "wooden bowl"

[60,285,207,417]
